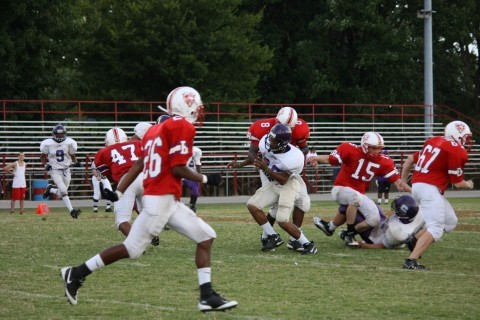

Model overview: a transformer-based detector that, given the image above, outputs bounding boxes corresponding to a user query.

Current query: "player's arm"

[115,158,144,194]
[40,153,48,165]
[401,154,415,183]
[172,165,222,186]
[92,167,102,181]
[253,155,290,185]
[453,179,474,190]
[226,143,257,169]
[306,154,330,166]
[393,178,411,192]
[3,162,15,172]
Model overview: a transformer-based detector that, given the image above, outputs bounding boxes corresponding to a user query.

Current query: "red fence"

[1,99,478,132]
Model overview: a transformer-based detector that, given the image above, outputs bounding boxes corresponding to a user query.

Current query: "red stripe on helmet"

[113,128,120,143]
[286,108,294,126]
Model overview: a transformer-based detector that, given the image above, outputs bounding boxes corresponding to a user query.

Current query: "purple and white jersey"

[369,210,425,248]
[187,146,202,172]
[258,134,304,186]
[40,137,77,170]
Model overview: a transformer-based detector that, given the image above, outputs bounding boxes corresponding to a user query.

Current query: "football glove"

[206,173,222,186]
[71,162,81,168]
[44,164,52,171]
[103,188,120,202]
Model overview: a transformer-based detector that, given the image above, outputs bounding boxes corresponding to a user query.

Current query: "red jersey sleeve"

[291,118,310,148]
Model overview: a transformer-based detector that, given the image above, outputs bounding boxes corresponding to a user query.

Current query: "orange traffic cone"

[36,202,50,215]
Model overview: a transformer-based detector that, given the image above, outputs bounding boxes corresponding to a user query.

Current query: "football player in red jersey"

[308,132,411,247]
[61,87,237,313]
[227,106,312,252]
[400,120,474,270]
[95,124,154,240]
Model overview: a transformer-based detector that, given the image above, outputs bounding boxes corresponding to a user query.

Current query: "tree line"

[1,0,478,120]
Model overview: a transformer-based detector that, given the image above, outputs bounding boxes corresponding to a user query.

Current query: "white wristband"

[115,190,124,198]
[202,175,208,184]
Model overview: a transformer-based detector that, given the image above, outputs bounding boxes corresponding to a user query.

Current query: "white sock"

[85,254,105,272]
[297,232,309,245]
[328,222,337,231]
[62,195,74,212]
[198,267,211,286]
[261,222,276,239]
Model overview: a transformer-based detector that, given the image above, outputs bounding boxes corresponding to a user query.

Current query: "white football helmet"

[275,106,298,128]
[158,86,205,125]
[444,121,473,151]
[134,122,152,140]
[361,132,384,159]
[105,127,128,146]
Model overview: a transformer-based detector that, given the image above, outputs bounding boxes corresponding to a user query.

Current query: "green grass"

[1,198,479,319]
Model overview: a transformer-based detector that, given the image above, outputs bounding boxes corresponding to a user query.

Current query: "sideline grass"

[0,198,479,319]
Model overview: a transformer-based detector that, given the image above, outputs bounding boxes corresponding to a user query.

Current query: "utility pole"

[418,0,435,138]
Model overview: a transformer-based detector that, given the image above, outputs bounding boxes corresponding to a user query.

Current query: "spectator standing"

[3,152,27,214]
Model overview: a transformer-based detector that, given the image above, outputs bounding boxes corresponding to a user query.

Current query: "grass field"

[1,198,479,319]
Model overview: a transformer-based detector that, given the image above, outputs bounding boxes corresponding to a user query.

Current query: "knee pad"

[124,242,144,259]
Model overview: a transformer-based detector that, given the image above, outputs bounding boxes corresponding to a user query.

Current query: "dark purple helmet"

[157,114,170,124]
[391,195,419,224]
[267,123,292,153]
[52,124,67,143]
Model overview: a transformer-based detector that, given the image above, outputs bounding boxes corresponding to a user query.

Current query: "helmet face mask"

[361,132,384,160]
[391,195,419,224]
[52,124,67,143]
[444,121,474,151]
[266,124,292,153]
[105,128,128,146]
[275,106,298,128]
[165,87,205,127]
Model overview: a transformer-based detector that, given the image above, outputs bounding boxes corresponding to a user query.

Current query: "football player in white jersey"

[90,161,112,213]
[314,195,425,249]
[183,146,203,212]
[247,123,317,254]
[40,124,81,218]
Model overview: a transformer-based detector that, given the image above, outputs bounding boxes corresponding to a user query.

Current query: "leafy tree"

[0,1,77,99]
[67,0,272,102]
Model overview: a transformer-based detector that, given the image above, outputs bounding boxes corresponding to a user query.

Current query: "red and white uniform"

[330,142,400,194]
[123,116,216,258]
[94,140,143,229]
[95,140,142,184]
[410,136,469,240]
[329,142,400,227]
[411,136,468,192]
[247,117,310,149]
[141,117,195,198]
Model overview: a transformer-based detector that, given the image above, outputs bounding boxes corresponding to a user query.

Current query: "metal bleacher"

[1,120,479,199]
